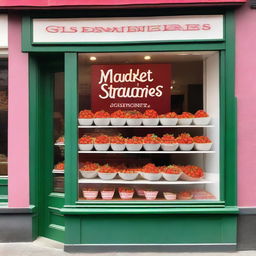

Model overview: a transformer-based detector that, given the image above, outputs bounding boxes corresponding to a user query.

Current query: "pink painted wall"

[236,2,256,207]
[8,15,29,207]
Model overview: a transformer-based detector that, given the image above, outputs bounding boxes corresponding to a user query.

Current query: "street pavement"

[0,238,256,256]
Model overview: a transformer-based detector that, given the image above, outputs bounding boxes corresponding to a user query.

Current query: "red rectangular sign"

[91,64,171,114]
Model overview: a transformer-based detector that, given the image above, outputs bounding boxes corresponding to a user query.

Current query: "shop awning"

[0,0,246,8]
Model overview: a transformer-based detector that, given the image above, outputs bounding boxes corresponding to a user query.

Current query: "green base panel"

[65,214,237,245]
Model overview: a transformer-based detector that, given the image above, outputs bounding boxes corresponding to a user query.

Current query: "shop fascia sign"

[32,15,223,44]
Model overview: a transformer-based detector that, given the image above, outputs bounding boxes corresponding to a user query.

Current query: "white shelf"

[78,125,213,128]
[78,150,215,154]
[78,177,214,185]
[54,143,64,146]
[52,169,64,174]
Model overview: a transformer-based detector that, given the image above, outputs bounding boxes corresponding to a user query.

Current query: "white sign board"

[0,15,8,48]
[33,15,223,44]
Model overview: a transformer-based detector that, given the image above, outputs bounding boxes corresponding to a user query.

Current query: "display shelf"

[78,125,214,128]
[78,177,214,185]
[78,150,215,154]
[54,143,65,146]
[78,197,217,201]
[52,169,64,174]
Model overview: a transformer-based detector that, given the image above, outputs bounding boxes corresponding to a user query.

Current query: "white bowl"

[161,143,179,151]
[142,118,159,126]
[180,172,204,181]
[144,191,158,200]
[100,190,115,200]
[83,190,98,200]
[119,191,134,200]
[159,118,178,126]
[143,144,160,151]
[177,118,193,125]
[111,144,126,151]
[163,192,177,200]
[79,170,97,179]
[194,143,212,151]
[141,172,162,181]
[179,143,194,151]
[193,117,211,125]
[78,118,94,126]
[78,144,94,151]
[126,118,142,126]
[98,172,117,180]
[126,144,143,151]
[110,118,126,126]
[94,143,110,151]
[162,173,181,181]
[119,172,138,181]
[94,118,110,126]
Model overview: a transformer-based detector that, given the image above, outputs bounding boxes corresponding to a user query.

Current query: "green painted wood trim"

[23,43,226,53]
[0,177,8,185]
[0,195,8,202]
[61,206,238,215]
[64,53,78,205]
[224,11,237,206]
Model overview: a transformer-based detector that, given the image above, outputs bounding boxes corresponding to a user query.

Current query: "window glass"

[77,52,219,202]
[0,59,8,176]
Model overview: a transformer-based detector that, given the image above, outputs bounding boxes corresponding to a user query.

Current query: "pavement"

[0,238,256,256]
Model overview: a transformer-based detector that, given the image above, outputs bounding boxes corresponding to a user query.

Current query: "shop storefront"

[2,0,255,252]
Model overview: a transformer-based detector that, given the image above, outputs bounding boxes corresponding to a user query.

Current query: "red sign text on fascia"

[45,24,211,33]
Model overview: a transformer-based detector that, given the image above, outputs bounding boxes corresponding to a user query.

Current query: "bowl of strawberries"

[193,136,213,151]
[143,134,161,151]
[126,110,143,126]
[94,110,110,126]
[118,187,134,200]
[160,134,179,151]
[179,165,204,181]
[98,164,117,180]
[159,112,178,126]
[193,110,211,125]
[110,135,126,151]
[100,187,115,200]
[83,187,99,200]
[78,109,94,126]
[54,162,64,172]
[162,165,182,181]
[177,191,193,200]
[78,135,94,151]
[176,133,194,151]
[118,168,139,181]
[79,162,99,179]
[144,189,159,200]
[126,136,143,151]
[94,135,110,151]
[110,110,127,126]
[163,192,177,200]
[142,109,159,126]
[177,112,194,125]
[141,163,162,181]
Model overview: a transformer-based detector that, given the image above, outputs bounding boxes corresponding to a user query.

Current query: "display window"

[75,51,220,202]
[0,59,8,176]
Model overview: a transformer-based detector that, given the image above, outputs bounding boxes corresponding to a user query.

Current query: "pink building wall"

[236,2,256,207]
[8,15,29,207]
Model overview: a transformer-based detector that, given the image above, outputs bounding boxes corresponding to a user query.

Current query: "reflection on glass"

[0,59,8,176]
[53,72,64,193]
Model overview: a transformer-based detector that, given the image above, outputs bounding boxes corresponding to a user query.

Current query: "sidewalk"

[0,238,255,256]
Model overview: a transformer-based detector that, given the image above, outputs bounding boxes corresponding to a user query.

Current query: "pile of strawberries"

[78,109,209,119]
